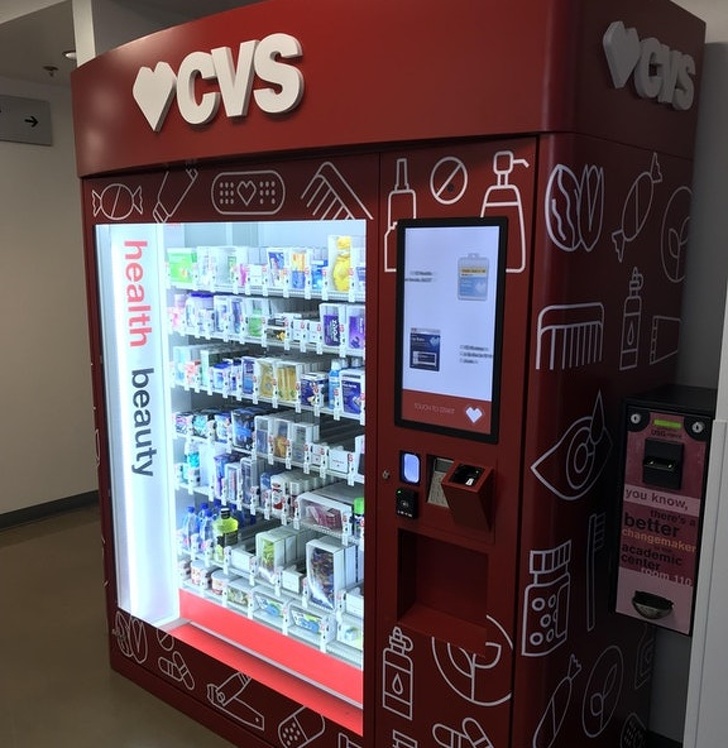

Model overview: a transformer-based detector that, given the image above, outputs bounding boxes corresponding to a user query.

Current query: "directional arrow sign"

[0,95,52,145]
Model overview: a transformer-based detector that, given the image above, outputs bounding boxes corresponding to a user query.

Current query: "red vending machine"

[71,1,705,746]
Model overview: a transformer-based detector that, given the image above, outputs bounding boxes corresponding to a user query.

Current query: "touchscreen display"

[395,218,507,440]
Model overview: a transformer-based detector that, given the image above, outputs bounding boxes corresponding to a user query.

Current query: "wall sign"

[0,95,52,146]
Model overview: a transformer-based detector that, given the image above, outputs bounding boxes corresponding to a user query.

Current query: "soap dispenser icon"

[481,150,529,274]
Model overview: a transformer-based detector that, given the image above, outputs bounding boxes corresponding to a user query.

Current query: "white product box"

[256,527,299,584]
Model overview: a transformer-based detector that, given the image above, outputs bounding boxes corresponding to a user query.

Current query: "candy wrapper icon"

[613,153,662,262]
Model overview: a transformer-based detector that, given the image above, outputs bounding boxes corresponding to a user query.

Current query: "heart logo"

[603,21,641,89]
[466,406,483,424]
[133,62,177,132]
[237,179,257,206]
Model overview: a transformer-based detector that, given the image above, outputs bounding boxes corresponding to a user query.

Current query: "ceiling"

[0,0,247,88]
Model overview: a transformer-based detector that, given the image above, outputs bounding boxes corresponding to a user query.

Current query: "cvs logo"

[603,21,695,111]
[133,33,304,132]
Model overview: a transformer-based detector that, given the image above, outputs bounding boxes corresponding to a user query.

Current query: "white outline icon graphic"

[382,627,415,720]
[545,164,604,253]
[522,541,571,657]
[302,161,374,221]
[153,168,198,223]
[531,391,613,501]
[158,650,195,690]
[586,513,607,632]
[482,150,530,273]
[430,156,468,205]
[278,706,326,747]
[612,153,662,262]
[532,654,582,748]
[207,671,265,731]
[661,186,692,283]
[92,183,143,221]
[114,610,148,664]
[384,158,417,273]
[582,646,624,738]
[650,315,681,364]
[620,267,644,371]
[433,717,494,748]
[431,615,513,707]
[536,302,604,371]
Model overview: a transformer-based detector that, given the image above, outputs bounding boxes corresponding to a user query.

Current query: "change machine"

[71,0,705,746]
[615,385,716,635]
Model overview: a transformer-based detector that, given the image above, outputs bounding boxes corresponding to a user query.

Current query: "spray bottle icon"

[384,158,417,272]
[481,150,529,273]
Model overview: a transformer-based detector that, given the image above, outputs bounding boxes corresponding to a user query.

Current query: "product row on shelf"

[174,406,366,501]
[177,484,364,666]
[170,339,365,421]
[166,236,365,302]
[169,292,366,358]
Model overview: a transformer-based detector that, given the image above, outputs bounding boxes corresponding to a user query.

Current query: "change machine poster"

[395,218,507,440]
[616,403,711,634]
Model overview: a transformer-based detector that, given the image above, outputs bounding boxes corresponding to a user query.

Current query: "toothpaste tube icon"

[206,672,265,731]
[153,168,199,223]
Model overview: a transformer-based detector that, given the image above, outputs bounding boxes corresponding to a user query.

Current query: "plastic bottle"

[353,497,365,542]
[329,359,344,412]
[179,505,199,553]
[215,507,239,563]
[198,509,215,557]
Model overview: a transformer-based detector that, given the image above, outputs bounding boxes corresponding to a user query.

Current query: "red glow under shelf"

[176,589,363,734]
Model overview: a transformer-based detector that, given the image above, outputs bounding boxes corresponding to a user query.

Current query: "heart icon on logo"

[603,21,641,89]
[466,406,483,424]
[133,62,177,132]
[237,180,257,206]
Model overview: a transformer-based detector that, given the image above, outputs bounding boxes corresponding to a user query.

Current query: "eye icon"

[531,392,612,501]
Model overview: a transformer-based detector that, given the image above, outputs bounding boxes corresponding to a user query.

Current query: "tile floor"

[0,505,232,748]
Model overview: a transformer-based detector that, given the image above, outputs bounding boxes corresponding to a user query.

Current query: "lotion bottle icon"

[481,150,529,273]
[384,159,416,272]
[620,267,644,370]
[382,627,414,719]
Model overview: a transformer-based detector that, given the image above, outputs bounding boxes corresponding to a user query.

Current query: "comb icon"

[301,162,373,220]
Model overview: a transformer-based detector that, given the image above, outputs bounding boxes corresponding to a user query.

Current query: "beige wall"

[0,75,96,511]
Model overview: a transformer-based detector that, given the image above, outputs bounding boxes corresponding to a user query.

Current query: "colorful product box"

[232,406,271,451]
[289,248,308,291]
[319,304,347,347]
[267,248,288,290]
[255,358,278,400]
[340,369,365,416]
[300,371,329,409]
[346,305,366,351]
[167,247,197,285]
[306,536,357,610]
[227,579,253,609]
[256,527,299,584]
